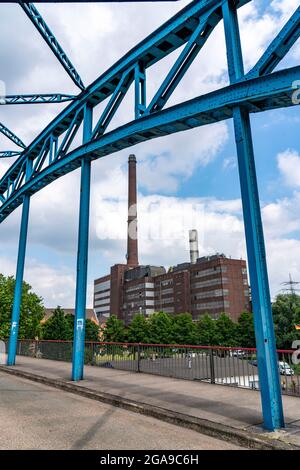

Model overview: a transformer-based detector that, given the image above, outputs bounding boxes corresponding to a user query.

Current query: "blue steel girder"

[0,151,22,158]
[222,0,284,432]
[0,65,298,223]
[146,6,221,114]
[19,2,85,90]
[246,5,300,79]
[93,69,135,139]
[3,94,77,105]
[0,123,26,149]
[135,62,146,118]
[0,0,248,197]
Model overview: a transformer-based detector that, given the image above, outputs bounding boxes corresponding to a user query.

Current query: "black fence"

[15,340,300,397]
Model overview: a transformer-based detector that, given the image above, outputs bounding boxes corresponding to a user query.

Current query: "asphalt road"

[0,372,244,450]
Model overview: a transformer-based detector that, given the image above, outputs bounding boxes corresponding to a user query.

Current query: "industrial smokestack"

[189,229,199,264]
[126,154,139,266]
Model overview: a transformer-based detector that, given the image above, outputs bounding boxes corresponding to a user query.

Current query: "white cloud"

[223,156,237,170]
[0,255,76,307]
[263,191,300,237]
[1,171,299,305]
[271,0,299,18]
[134,122,229,192]
[266,238,300,298]
[277,149,300,187]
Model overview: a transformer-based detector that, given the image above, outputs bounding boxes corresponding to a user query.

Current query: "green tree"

[101,315,126,342]
[42,306,69,340]
[272,293,300,349]
[148,311,173,344]
[0,274,44,339]
[216,313,238,347]
[127,314,150,343]
[85,319,100,341]
[197,314,220,346]
[237,311,256,348]
[172,313,197,345]
[65,313,75,340]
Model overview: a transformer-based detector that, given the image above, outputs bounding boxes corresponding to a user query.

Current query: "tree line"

[102,311,256,347]
[0,275,99,341]
[0,274,299,349]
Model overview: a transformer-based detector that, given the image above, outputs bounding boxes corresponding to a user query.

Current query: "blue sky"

[0,0,299,307]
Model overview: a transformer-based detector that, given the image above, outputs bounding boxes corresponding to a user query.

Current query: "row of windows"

[125,282,154,293]
[128,308,155,316]
[191,278,228,289]
[159,280,173,287]
[162,307,175,314]
[94,290,110,301]
[154,288,174,296]
[94,280,110,293]
[157,297,174,305]
[94,298,110,307]
[94,306,110,314]
[126,291,154,301]
[125,298,155,308]
[194,289,229,300]
[192,266,228,278]
[194,300,230,310]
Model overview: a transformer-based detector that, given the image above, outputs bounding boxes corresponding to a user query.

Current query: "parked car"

[278,361,294,376]
[248,359,258,367]
[230,350,246,357]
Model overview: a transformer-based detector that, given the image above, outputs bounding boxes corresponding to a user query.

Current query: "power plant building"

[94,155,250,324]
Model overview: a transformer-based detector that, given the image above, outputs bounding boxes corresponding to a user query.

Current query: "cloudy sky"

[0,0,299,307]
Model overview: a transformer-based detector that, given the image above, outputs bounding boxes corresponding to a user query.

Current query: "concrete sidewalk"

[1,356,300,449]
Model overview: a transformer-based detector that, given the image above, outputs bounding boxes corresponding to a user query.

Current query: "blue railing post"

[222,1,284,430]
[72,104,93,381]
[7,158,32,366]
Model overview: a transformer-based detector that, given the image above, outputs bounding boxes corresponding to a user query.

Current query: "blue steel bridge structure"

[0,0,299,431]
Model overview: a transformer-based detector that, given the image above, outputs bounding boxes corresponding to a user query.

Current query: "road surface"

[0,372,244,450]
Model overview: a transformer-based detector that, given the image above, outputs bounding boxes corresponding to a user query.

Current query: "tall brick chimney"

[126,154,139,266]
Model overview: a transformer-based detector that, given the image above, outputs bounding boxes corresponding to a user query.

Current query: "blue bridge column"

[7,158,32,366]
[222,1,284,431]
[72,104,93,381]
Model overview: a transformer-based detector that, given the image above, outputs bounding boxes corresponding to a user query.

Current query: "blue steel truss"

[0,151,22,158]
[3,94,76,105]
[1,0,299,430]
[0,123,26,149]
[19,2,85,90]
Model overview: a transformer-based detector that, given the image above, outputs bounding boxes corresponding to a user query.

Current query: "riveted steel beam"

[0,123,26,149]
[19,2,85,90]
[0,65,298,223]
[246,6,300,79]
[0,151,22,158]
[3,94,76,104]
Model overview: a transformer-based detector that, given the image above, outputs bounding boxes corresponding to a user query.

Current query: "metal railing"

[14,340,300,397]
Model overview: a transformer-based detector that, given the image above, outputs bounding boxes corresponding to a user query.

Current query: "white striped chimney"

[189,229,199,264]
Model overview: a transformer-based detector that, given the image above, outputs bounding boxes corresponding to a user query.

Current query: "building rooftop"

[43,308,99,324]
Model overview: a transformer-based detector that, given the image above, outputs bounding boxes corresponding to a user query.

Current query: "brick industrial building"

[94,155,250,324]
